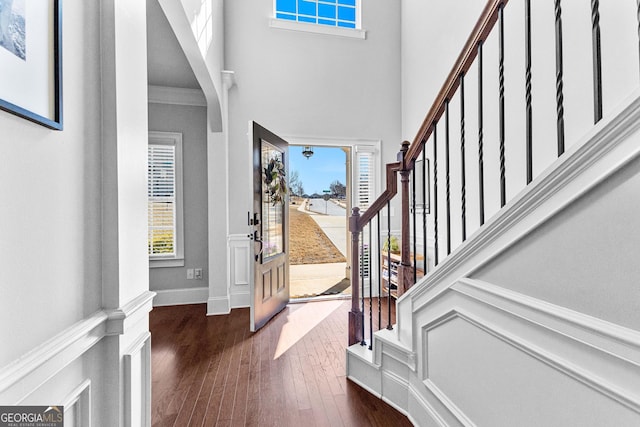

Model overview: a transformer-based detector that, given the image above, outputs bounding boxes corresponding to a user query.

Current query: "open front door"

[250,121,290,332]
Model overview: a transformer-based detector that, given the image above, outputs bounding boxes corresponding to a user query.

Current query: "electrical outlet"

[187,268,194,279]
[194,268,203,280]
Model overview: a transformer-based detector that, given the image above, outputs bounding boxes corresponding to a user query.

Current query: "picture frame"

[0,0,62,130]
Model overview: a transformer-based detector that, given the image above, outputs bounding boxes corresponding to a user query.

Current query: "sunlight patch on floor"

[273,300,345,359]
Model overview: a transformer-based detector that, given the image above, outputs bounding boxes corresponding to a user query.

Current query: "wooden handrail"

[406,0,508,166]
[352,0,509,235]
[350,161,402,232]
[348,0,509,346]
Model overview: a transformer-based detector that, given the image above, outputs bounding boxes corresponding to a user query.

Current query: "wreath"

[263,157,287,205]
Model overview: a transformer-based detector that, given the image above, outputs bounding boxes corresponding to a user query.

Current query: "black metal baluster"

[422,140,428,275]
[445,101,452,255]
[433,125,439,266]
[478,41,486,226]
[377,212,382,333]
[460,74,467,242]
[637,0,640,80]
[360,231,366,346]
[412,167,417,284]
[385,207,393,330]
[525,0,533,184]
[555,0,566,156]
[499,4,506,207]
[368,221,373,350]
[591,0,603,123]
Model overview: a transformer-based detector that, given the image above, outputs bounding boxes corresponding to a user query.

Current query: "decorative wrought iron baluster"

[368,222,373,350]
[478,41,486,226]
[360,231,366,346]
[591,0,603,123]
[555,0,566,156]
[432,126,439,266]
[445,101,452,255]
[460,74,467,242]
[386,202,392,330]
[377,212,382,333]
[525,0,533,184]
[499,4,506,207]
[637,0,640,80]
[422,140,428,274]
[412,167,417,284]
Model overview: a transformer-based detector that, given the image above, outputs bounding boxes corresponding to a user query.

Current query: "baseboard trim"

[152,287,209,307]
[230,292,249,309]
[207,296,231,315]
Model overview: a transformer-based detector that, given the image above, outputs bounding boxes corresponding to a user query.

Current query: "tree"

[330,180,346,197]
[289,169,304,196]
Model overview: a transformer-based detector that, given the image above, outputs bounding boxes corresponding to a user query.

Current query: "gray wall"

[224,0,402,234]
[148,103,209,290]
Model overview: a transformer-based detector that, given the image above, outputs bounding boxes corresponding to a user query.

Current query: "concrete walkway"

[290,262,350,298]
[291,201,349,298]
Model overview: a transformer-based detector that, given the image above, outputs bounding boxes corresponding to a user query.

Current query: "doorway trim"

[284,135,381,291]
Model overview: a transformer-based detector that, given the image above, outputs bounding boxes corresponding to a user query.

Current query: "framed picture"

[0,0,62,130]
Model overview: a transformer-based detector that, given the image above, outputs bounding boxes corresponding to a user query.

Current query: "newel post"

[398,141,414,296]
[348,207,363,346]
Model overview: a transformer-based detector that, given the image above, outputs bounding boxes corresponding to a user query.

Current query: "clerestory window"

[275,0,359,29]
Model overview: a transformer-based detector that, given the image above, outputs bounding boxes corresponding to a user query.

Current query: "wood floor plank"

[150,301,411,427]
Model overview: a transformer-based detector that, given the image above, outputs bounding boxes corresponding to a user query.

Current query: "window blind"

[148,144,176,256]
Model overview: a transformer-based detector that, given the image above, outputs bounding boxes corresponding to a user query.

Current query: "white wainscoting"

[349,278,640,426]
[413,279,640,426]
[124,332,151,427]
[62,380,91,427]
[0,291,155,426]
[229,234,251,308]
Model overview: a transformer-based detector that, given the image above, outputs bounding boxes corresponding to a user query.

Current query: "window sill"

[150,257,185,268]
[269,18,366,40]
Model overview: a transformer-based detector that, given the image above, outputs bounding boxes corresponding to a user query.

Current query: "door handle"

[254,230,263,261]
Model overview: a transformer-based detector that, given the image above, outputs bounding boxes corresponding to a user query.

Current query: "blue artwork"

[0,0,26,60]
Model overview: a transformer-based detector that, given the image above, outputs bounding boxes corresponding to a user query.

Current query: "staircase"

[346,1,640,425]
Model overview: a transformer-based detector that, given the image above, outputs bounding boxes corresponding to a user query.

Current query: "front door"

[250,121,290,332]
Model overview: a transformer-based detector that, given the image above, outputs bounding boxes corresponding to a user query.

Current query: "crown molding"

[148,85,207,107]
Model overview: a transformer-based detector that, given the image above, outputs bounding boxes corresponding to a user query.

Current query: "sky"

[288,146,346,195]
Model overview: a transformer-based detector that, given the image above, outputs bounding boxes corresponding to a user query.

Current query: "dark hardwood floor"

[150,299,411,427]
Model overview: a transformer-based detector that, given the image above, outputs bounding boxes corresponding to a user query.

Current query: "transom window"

[275,0,358,29]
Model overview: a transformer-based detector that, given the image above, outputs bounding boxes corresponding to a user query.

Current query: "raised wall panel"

[124,332,151,427]
[228,234,251,308]
[414,280,640,426]
[62,380,91,427]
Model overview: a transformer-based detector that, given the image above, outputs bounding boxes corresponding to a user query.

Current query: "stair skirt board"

[348,279,640,426]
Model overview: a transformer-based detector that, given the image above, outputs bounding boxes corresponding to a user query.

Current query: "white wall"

[401,0,640,261]
[224,0,402,235]
[473,154,640,331]
[0,1,153,425]
[0,0,102,369]
[148,103,210,293]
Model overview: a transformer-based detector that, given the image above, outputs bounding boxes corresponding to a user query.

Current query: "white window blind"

[148,144,176,256]
[355,149,374,212]
[148,132,184,266]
